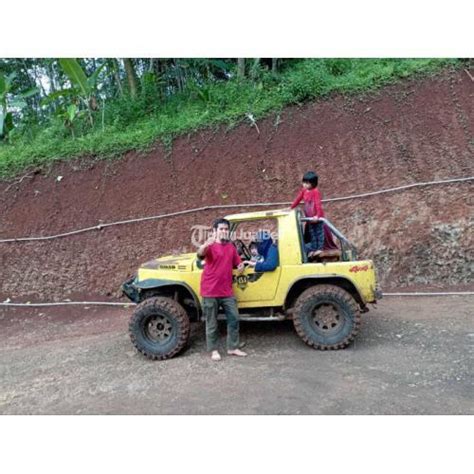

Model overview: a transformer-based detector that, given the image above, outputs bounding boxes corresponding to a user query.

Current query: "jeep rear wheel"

[129,297,190,360]
[292,284,361,350]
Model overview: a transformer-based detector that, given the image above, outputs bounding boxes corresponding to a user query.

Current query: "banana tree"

[57,59,106,127]
[0,72,39,140]
[56,103,85,139]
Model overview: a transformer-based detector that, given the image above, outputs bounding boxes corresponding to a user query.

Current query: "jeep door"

[230,218,282,303]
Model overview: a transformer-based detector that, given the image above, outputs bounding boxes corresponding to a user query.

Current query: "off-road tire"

[129,297,190,360]
[292,284,361,350]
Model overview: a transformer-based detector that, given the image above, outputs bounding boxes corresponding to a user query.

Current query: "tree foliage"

[0,58,460,178]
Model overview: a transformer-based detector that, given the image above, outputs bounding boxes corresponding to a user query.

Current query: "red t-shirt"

[290,187,325,219]
[199,242,242,298]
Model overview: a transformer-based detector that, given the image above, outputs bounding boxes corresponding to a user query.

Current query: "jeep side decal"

[349,265,369,273]
[232,273,264,290]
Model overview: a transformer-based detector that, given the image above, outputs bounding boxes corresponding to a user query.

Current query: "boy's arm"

[290,188,304,209]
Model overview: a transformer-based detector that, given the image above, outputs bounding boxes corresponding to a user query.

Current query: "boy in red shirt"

[289,171,325,258]
[197,218,247,361]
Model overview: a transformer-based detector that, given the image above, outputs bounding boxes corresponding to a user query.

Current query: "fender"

[284,274,364,308]
[122,277,201,311]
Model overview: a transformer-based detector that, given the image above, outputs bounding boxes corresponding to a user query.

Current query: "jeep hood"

[140,253,197,272]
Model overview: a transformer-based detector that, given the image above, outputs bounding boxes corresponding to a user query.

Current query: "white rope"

[0,301,136,307]
[0,291,473,308]
[383,292,474,296]
[0,176,472,243]
[323,176,473,202]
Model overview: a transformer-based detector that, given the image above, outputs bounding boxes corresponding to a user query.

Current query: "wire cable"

[1,176,472,243]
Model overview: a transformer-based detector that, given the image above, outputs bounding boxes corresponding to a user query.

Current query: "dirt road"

[0,296,472,415]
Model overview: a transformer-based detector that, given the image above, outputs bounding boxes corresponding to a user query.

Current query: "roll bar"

[300,217,358,261]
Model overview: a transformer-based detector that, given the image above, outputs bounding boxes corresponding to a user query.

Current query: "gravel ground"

[0,296,472,415]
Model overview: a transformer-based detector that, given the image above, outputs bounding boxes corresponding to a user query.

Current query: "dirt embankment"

[0,68,473,300]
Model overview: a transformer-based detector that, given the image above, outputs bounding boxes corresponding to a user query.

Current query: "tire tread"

[129,297,190,360]
[292,284,361,350]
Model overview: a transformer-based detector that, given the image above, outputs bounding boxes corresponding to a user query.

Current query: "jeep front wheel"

[129,297,190,360]
[292,284,361,350]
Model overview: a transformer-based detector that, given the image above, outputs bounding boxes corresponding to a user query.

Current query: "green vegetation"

[0,58,460,179]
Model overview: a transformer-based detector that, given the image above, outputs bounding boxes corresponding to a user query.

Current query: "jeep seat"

[308,249,342,263]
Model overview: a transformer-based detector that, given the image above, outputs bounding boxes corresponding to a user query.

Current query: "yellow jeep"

[122,209,381,360]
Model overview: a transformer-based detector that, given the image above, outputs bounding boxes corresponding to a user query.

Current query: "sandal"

[227,349,248,357]
[211,351,221,361]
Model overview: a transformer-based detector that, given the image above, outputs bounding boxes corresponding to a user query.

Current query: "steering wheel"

[234,239,252,260]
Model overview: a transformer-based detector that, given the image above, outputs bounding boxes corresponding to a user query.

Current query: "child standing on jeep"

[289,171,325,258]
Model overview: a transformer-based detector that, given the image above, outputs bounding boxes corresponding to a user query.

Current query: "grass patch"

[0,58,460,179]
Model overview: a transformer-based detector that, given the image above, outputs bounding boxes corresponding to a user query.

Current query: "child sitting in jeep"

[249,242,264,264]
[289,171,325,259]
[243,230,279,272]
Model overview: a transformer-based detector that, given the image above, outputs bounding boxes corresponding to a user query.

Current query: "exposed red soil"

[0,68,473,301]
